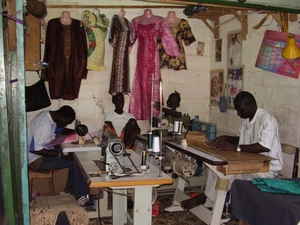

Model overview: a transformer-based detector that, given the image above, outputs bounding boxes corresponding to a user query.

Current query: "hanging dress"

[108,14,134,94]
[41,18,88,100]
[159,19,196,70]
[129,17,180,120]
[81,10,109,71]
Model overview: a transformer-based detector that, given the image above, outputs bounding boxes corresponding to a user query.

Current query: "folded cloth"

[252,178,300,195]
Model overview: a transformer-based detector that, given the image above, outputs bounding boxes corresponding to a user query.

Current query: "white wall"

[209,12,300,148]
[26,1,300,148]
[26,2,210,133]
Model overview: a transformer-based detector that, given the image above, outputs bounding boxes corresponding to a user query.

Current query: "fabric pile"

[252,178,300,195]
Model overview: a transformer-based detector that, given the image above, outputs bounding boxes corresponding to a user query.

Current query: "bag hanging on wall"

[25,78,51,112]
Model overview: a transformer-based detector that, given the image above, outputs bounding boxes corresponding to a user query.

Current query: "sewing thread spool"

[141,151,147,165]
[173,121,179,133]
[152,136,160,153]
[147,131,153,151]
[177,121,183,135]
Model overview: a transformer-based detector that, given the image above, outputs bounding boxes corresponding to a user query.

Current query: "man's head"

[166,91,181,110]
[112,93,124,114]
[234,91,257,120]
[55,105,76,127]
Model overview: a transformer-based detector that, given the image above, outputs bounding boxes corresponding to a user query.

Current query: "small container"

[152,201,161,217]
[147,131,153,151]
[141,151,147,166]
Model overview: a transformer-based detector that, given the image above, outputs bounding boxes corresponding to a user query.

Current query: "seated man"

[155,91,182,118]
[181,91,284,210]
[27,105,91,206]
[104,93,141,149]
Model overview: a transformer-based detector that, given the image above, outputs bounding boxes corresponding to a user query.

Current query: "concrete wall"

[26,0,300,148]
[209,13,300,148]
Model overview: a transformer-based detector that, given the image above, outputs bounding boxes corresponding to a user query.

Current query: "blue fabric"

[55,127,64,134]
[231,179,300,225]
[252,178,300,195]
[38,156,87,197]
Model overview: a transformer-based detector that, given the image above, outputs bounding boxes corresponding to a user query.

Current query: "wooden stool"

[30,195,89,225]
[28,169,55,197]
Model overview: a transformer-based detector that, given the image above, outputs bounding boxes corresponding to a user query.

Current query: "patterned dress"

[129,17,180,120]
[108,14,133,94]
[81,10,109,71]
[159,19,196,70]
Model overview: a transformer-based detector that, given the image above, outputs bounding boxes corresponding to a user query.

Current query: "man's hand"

[212,135,236,151]
[154,102,161,110]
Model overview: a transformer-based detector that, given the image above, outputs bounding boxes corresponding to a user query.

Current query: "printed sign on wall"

[255,30,300,79]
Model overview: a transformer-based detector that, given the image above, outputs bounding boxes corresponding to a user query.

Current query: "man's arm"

[239,143,270,153]
[31,149,73,159]
[213,135,270,153]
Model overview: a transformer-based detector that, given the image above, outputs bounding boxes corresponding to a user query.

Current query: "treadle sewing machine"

[164,140,274,225]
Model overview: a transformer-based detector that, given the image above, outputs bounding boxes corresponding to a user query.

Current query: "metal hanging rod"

[46,5,186,9]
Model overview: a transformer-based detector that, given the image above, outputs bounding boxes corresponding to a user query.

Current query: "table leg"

[112,189,127,225]
[133,186,152,225]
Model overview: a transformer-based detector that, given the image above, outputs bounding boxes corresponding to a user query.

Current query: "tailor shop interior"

[21,0,300,224]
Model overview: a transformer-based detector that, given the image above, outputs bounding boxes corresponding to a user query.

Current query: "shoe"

[77,196,94,207]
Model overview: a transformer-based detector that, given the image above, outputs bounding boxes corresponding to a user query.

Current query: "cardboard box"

[30,168,68,196]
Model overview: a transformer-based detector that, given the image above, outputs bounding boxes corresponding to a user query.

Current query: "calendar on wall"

[255,30,300,79]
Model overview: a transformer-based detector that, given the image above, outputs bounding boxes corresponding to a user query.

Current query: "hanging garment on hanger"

[108,11,133,94]
[159,19,196,70]
[128,16,180,120]
[81,10,109,71]
[41,17,88,100]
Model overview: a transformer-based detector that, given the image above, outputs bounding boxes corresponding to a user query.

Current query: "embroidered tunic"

[128,17,180,120]
[159,19,196,70]
[81,10,109,71]
[41,18,87,100]
[108,14,133,94]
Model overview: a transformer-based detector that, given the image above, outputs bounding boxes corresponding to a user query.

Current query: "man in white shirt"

[181,91,283,209]
[28,105,91,206]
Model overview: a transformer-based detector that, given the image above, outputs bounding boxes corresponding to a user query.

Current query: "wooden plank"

[214,17,220,39]
[6,0,16,51]
[241,10,248,40]
[25,14,41,71]
[217,162,269,175]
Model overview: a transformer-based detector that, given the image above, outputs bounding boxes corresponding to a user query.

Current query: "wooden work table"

[165,140,273,175]
[164,140,274,225]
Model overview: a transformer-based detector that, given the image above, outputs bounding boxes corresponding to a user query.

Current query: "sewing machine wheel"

[108,162,118,173]
[107,139,125,156]
[172,155,196,178]
[75,124,88,136]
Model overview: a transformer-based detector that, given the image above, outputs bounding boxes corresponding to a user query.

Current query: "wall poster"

[255,30,300,79]
[210,69,225,106]
[227,30,242,69]
[215,39,222,62]
[227,67,243,109]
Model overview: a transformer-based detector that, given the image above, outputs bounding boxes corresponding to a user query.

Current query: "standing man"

[28,105,91,206]
[181,91,283,209]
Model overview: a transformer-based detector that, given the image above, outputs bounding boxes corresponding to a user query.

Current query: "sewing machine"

[189,117,217,141]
